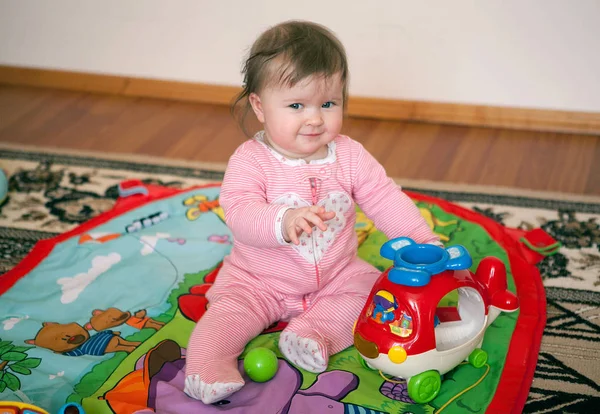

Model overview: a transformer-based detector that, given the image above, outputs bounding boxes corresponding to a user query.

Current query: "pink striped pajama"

[185,133,439,398]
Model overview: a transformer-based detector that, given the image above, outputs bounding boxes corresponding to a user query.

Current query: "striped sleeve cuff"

[275,206,294,245]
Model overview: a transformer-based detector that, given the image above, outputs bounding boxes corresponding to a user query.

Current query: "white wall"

[1,0,599,112]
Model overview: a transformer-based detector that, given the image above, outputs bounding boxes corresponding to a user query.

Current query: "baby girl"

[184,20,440,404]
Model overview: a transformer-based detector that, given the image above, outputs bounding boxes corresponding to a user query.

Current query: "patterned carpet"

[1,144,599,413]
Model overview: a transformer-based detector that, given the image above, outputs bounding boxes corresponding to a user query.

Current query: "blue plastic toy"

[380,237,472,286]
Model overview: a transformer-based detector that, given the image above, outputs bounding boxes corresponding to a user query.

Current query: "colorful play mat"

[0,179,550,413]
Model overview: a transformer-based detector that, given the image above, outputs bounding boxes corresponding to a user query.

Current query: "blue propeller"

[380,237,472,287]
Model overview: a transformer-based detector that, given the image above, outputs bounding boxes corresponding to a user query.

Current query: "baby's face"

[251,73,344,161]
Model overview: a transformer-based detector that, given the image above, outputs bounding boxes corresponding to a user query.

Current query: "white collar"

[253,130,337,166]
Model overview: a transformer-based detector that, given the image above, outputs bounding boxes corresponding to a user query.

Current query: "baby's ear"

[248,93,265,123]
[92,309,103,316]
[25,339,35,345]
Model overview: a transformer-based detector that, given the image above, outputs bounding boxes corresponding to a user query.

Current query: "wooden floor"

[0,85,598,195]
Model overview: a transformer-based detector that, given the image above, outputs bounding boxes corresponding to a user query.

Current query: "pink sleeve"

[220,149,291,248]
[351,143,441,245]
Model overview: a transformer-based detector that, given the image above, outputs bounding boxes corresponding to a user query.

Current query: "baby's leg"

[185,286,283,404]
[280,259,380,372]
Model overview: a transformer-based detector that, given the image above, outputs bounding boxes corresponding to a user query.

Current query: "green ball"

[243,347,278,382]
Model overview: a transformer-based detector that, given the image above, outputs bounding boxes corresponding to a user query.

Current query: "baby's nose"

[306,110,324,126]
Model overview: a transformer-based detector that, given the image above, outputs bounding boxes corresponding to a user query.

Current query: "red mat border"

[407,191,546,414]
[0,185,545,414]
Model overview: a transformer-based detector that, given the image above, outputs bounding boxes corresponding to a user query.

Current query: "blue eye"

[289,103,303,109]
[322,101,335,108]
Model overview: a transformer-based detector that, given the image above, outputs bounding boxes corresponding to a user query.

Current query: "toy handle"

[388,266,431,286]
[444,245,472,270]
[380,237,415,261]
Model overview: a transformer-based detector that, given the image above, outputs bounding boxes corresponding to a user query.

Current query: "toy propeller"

[380,237,472,287]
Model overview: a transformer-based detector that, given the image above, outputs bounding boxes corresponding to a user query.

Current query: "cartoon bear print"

[26,322,141,356]
[86,308,165,332]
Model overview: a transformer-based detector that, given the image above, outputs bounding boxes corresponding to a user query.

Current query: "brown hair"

[232,20,349,136]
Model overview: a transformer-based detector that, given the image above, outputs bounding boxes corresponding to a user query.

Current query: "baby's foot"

[184,374,244,404]
[279,331,328,373]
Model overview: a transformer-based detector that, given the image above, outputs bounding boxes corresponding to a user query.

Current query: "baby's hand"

[282,206,336,245]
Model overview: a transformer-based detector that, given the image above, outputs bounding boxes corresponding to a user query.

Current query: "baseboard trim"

[1,65,599,134]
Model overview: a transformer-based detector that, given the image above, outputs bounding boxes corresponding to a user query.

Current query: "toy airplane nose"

[354,332,379,359]
[380,238,472,286]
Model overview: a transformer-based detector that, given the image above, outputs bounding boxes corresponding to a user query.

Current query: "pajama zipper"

[309,177,321,288]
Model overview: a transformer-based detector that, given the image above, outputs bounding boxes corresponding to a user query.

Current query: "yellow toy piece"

[388,345,408,364]
[0,401,49,414]
[419,206,457,242]
[355,210,377,245]
[374,290,396,306]
[354,205,457,246]
[183,194,225,222]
